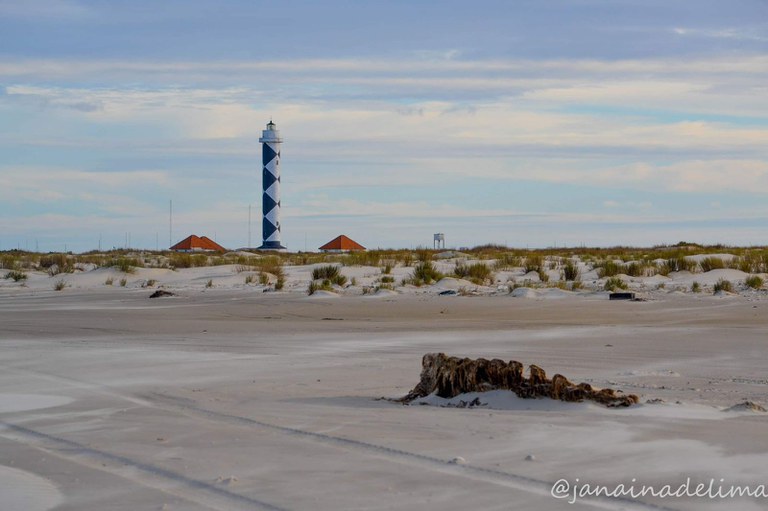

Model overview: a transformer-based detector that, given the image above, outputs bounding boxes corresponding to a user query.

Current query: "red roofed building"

[318,235,366,253]
[170,235,227,253]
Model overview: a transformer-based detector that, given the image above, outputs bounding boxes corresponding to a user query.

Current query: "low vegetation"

[4,270,27,281]
[307,280,334,295]
[713,279,733,293]
[699,257,726,272]
[407,261,443,286]
[745,275,764,290]
[604,276,628,291]
[3,244,767,298]
[561,260,579,281]
[453,262,494,285]
[596,260,622,278]
[311,265,346,286]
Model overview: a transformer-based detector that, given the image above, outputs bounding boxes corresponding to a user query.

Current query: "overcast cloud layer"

[1,0,767,251]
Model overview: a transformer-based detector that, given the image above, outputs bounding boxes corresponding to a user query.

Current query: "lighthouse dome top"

[259,119,282,143]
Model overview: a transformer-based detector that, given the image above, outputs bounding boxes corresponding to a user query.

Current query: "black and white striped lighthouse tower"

[258,120,286,250]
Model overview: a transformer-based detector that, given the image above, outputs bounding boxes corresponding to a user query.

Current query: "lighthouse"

[258,120,286,250]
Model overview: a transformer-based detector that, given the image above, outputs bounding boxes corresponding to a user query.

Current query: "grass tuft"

[604,276,628,291]
[562,260,580,281]
[4,270,27,281]
[699,257,725,272]
[745,275,764,290]
[713,279,733,293]
[454,262,494,285]
[408,261,443,286]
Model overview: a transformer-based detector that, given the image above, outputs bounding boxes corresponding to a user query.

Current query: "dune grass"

[604,276,628,291]
[713,279,733,293]
[453,262,494,285]
[4,270,27,281]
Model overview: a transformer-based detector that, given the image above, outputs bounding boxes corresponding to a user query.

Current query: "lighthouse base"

[257,241,287,251]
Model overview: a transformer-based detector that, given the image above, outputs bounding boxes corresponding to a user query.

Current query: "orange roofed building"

[318,235,366,253]
[170,235,227,253]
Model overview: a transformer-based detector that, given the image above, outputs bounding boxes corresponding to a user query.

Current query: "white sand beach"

[1,255,767,510]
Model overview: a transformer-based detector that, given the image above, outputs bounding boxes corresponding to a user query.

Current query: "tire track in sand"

[0,421,289,511]
[2,364,676,511]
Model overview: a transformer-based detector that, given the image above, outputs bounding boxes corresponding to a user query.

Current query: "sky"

[1,0,767,252]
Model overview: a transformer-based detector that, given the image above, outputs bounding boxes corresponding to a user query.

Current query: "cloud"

[672,26,768,42]
[0,167,171,206]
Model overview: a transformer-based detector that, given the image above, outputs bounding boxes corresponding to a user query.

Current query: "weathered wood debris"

[397,353,639,407]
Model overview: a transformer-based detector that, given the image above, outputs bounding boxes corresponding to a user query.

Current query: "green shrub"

[416,249,432,262]
[745,275,764,290]
[39,253,69,270]
[344,250,381,267]
[454,262,494,285]
[493,253,522,270]
[381,275,395,283]
[562,261,579,281]
[625,261,650,277]
[205,279,213,288]
[257,257,285,286]
[312,265,341,280]
[244,274,254,284]
[665,257,697,273]
[691,281,701,293]
[120,278,127,287]
[105,277,114,286]
[411,260,442,285]
[596,260,622,278]
[713,279,733,293]
[4,270,27,281]
[111,257,142,273]
[700,257,725,272]
[307,280,333,295]
[524,254,544,273]
[604,276,628,291]
[310,264,345,286]
[53,279,67,291]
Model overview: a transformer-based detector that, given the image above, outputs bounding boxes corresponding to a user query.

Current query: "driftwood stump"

[398,353,638,407]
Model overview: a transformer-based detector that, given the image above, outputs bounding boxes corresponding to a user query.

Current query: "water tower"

[258,120,287,250]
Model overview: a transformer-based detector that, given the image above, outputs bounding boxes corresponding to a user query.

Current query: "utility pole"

[169,200,173,248]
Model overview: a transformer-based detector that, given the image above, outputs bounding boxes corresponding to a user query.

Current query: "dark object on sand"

[724,401,767,413]
[149,290,176,298]
[397,353,639,407]
[439,290,457,296]
[609,292,636,300]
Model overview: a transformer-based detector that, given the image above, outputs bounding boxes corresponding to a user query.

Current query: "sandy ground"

[1,285,767,510]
